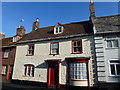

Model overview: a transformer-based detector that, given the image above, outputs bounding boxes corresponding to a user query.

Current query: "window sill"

[3,57,9,59]
[26,54,34,56]
[109,75,120,77]
[106,47,119,49]
[2,74,7,76]
[49,54,59,56]
[22,75,34,77]
[71,52,83,54]
[70,79,88,81]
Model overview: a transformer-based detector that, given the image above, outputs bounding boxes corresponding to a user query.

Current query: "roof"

[2,37,16,47]
[20,20,93,42]
[2,34,29,47]
[93,15,120,34]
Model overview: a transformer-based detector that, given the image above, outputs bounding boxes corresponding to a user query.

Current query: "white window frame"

[2,66,7,75]
[54,26,63,34]
[109,60,120,76]
[69,63,87,80]
[106,39,119,48]
[24,65,34,77]
[27,44,34,55]
[4,49,10,58]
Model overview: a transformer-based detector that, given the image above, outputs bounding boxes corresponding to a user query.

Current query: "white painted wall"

[12,36,96,86]
[94,34,120,83]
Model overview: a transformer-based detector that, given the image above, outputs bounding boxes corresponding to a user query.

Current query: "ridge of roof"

[95,14,120,19]
[34,20,91,30]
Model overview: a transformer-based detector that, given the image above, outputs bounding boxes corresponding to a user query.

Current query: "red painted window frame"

[50,42,59,56]
[23,64,34,77]
[26,44,34,56]
[71,40,82,54]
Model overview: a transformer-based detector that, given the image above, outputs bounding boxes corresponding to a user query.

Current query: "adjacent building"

[1,26,27,82]
[92,15,120,89]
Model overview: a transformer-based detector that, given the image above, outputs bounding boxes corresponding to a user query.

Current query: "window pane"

[24,66,27,76]
[2,66,7,74]
[59,27,62,32]
[73,42,77,46]
[112,40,118,48]
[107,40,112,48]
[116,64,120,75]
[28,45,34,55]
[31,66,34,76]
[28,66,31,76]
[52,43,58,48]
[110,60,120,63]
[29,50,34,55]
[110,65,115,75]
[52,49,58,54]
[4,49,10,58]
[70,63,87,80]
[74,47,80,52]
[77,41,80,46]
[24,65,34,77]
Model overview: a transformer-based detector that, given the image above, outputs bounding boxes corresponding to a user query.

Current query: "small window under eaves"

[54,22,63,34]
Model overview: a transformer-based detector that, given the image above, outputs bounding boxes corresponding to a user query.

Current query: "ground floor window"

[70,63,87,80]
[110,60,120,76]
[2,65,7,75]
[24,64,34,77]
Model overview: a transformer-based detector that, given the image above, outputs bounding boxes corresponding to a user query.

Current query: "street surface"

[1,82,68,90]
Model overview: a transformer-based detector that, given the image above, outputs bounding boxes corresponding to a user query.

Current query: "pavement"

[1,82,68,90]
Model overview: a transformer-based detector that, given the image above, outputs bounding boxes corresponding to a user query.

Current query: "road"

[1,82,68,90]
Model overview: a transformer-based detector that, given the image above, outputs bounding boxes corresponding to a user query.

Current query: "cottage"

[12,17,97,89]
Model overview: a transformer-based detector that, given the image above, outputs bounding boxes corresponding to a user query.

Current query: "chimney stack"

[89,0,95,18]
[32,18,40,31]
[16,25,26,36]
[0,32,5,39]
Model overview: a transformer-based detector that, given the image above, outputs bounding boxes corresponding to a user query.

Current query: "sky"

[1,2,119,38]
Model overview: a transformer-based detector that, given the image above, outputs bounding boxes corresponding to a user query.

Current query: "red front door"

[47,61,60,88]
[7,65,13,80]
[50,67,56,86]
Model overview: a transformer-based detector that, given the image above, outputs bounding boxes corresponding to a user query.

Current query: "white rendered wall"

[12,36,96,86]
[94,34,120,83]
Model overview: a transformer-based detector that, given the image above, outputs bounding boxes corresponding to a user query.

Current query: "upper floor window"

[24,64,34,77]
[27,44,34,56]
[54,22,63,34]
[106,39,118,48]
[72,40,82,54]
[110,60,120,76]
[50,42,59,55]
[4,49,10,58]
[70,63,87,80]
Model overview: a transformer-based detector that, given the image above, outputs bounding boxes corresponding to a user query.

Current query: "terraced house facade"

[12,18,97,89]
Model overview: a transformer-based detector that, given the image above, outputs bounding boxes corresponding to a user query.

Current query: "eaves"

[18,33,93,44]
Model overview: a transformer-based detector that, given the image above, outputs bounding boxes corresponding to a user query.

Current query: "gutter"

[18,33,93,44]
[2,45,16,48]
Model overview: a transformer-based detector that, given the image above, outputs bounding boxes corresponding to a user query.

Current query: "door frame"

[45,60,61,88]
